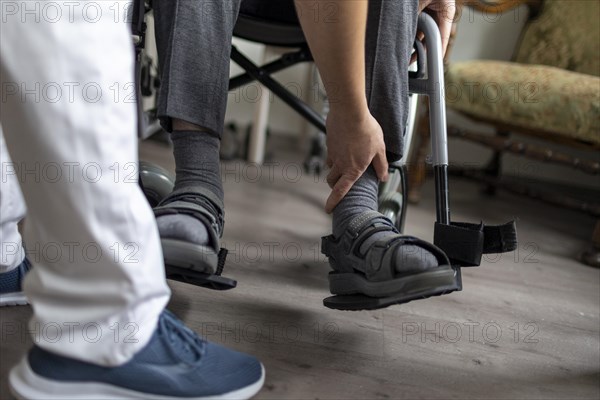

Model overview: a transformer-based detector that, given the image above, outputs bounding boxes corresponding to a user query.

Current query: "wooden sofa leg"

[580,220,600,268]
[483,130,510,196]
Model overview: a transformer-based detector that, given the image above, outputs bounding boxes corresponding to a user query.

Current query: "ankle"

[331,166,380,238]
[169,129,224,200]
[172,119,213,133]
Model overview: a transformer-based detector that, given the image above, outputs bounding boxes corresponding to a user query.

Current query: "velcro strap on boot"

[156,187,225,237]
[434,221,517,267]
[216,248,228,276]
[321,235,334,257]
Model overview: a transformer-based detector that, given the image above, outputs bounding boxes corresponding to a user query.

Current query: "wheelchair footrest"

[434,220,517,267]
[165,265,237,291]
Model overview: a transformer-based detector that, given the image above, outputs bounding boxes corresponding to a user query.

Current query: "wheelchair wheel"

[139,161,175,207]
[303,132,327,175]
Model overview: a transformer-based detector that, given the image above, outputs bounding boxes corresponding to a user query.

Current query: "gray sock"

[332,166,439,273]
[170,130,223,198]
[156,130,223,246]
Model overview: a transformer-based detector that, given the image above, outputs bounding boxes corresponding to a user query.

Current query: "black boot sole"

[324,267,462,311]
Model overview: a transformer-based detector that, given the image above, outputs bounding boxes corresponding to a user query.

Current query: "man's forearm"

[294,0,369,115]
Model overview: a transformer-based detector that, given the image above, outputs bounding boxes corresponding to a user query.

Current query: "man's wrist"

[328,95,369,117]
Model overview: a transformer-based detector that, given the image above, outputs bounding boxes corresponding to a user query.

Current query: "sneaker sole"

[0,292,28,307]
[9,357,265,400]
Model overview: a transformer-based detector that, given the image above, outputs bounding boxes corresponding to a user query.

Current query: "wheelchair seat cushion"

[240,0,299,25]
[235,0,305,47]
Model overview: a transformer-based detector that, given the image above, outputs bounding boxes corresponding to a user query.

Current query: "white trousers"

[0,1,170,366]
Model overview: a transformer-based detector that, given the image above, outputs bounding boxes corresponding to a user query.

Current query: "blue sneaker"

[9,310,265,399]
[0,257,31,307]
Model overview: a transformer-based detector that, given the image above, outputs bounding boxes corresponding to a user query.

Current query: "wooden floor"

[1,138,599,399]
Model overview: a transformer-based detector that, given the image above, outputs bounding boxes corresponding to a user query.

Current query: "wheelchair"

[131,1,518,310]
[134,1,415,230]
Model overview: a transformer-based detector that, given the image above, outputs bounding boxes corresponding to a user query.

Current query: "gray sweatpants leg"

[154,0,418,162]
[366,0,418,161]
[154,0,243,135]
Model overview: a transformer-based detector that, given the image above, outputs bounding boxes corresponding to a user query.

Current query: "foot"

[322,211,459,310]
[154,188,225,274]
[156,213,211,245]
[156,190,223,248]
[327,211,440,277]
[0,257,32,307]
[9,310,265,400]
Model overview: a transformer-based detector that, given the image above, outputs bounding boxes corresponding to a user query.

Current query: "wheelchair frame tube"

[229,47,313,90]
[132,0,147,139]
[230,46,327,133]
[408,13,451,225]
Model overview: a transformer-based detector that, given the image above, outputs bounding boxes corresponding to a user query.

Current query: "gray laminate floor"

[1,138,598,399]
